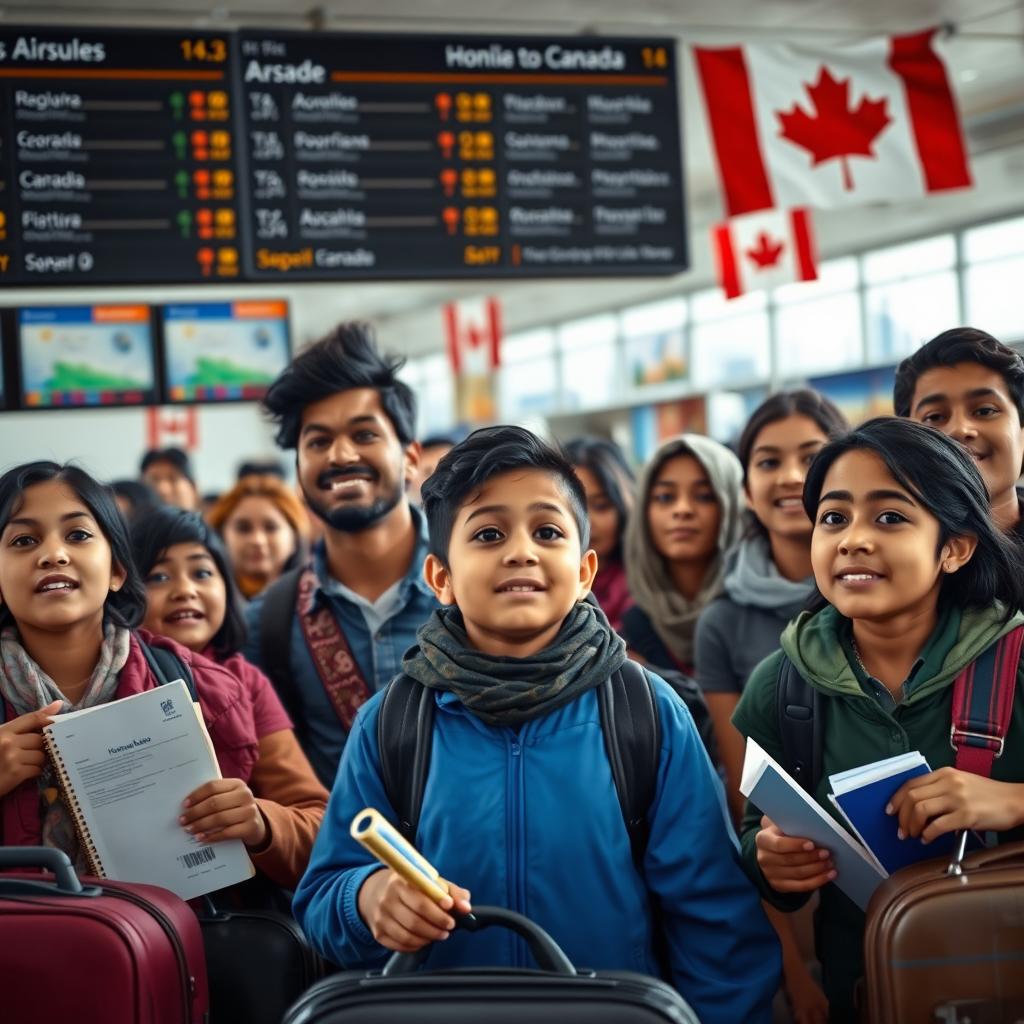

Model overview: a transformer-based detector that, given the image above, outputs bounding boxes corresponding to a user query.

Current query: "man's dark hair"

[803,417,1024,617]
[130,506,247,658]
[262,322,416,450]
[893,327,1024,420]
[421,425,589,565]
[139,446,195,482]
[0,461,147,631]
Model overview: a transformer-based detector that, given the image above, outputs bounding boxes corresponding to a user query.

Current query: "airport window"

[773,258,861,377]
[862,234,955,284]
[965,256,1024,342]
[416,353,456,435]
[865,271,960,362]
[500,329,558,419]
[689,288,769,388]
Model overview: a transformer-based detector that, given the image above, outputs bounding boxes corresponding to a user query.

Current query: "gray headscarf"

[625,434,744,666]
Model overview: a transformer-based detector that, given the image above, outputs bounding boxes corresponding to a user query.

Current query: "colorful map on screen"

[19,306,156,407]
[162,301,290,403]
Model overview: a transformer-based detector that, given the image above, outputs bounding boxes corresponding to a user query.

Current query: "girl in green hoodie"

[733,416,1024,1023]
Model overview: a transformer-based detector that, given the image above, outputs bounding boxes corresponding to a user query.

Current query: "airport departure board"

[235,31,686,280]
[0,27,244,285]
[0,26,687,285]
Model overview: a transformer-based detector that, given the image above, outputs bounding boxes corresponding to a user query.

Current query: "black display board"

[235,30,686,279]
[0,27,244,285]
[0,26,687,285]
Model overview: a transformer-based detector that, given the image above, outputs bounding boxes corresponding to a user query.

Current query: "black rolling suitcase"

[283,905,700,1023]
[196,895,323,1024]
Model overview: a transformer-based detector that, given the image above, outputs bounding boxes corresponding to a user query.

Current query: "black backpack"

[775,656,823,794]
[376,659,714,870]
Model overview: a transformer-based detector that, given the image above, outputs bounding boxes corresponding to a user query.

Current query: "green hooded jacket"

[733,602,1024,1022]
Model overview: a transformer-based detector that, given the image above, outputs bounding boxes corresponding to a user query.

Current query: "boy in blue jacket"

[294,426,780,1023]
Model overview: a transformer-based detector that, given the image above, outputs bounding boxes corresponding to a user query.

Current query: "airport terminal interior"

[1,2,1023,1023]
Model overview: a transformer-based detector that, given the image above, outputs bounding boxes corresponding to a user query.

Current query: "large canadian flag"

[712,208,817,299]
[695,28,972,216]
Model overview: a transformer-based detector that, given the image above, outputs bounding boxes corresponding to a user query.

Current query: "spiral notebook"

[43,680,254,900]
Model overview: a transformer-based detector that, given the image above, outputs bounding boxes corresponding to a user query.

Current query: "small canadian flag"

[711,207,818,299]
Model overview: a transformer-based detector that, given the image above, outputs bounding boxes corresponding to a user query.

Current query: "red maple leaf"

[746,232,785,269]
[776,67,891,191]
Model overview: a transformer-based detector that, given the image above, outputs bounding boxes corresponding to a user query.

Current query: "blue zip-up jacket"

[294,672,781,1024]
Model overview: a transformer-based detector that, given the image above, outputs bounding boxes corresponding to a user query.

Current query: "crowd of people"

[1,321,1023,1024]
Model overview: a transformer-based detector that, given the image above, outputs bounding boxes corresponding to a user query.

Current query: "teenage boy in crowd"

[895,327,1024,542]
[295,426,780,1024]
[244,324,439,786]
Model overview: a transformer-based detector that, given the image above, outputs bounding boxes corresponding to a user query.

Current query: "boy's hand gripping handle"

[350,807,476,924]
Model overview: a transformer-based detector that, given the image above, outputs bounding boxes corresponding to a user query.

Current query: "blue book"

[827,753,969,874]
[741,739,886,911]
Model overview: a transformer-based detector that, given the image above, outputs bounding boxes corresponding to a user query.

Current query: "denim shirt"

[244,507,439,786]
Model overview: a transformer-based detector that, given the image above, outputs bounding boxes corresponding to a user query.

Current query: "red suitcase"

[0,847,209,1024]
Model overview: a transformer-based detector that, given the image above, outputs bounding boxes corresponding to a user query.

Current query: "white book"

[43,680,254,900]
[740,737,886,910]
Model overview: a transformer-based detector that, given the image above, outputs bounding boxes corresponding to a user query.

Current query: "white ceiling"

[2,0,1022,356]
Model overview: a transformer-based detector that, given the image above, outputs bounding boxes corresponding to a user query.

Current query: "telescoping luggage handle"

[382,906,578,977]
[0,846,101,897]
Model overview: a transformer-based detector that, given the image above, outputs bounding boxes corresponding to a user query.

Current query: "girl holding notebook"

[0,461,319,890]
[731,417,1024,1022]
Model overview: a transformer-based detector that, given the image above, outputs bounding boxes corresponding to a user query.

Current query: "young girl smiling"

[0,462,257,871]
[132,505,327,889]
[732,418,1024,1022]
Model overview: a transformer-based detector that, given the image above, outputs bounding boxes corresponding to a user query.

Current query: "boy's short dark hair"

[262,322,416,450]
[139,446,195,482]
[893,327,1024,420]
[421,425,589,565]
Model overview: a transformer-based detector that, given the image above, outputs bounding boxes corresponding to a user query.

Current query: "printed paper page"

[46,681,253,900]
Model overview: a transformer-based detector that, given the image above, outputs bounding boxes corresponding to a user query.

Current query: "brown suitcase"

[863,837,1024,1024]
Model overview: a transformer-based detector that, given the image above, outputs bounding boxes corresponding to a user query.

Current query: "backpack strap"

[950,624,1024,778]
[136,636,198,702]
[597,659,661,871]
[259,564,305,728]
[776,655,823,795]
[377,674,436,845]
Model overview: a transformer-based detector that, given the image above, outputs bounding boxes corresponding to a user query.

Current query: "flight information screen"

[236,30,687,279]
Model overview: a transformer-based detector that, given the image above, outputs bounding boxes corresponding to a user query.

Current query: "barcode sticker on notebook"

[178,846,217,870]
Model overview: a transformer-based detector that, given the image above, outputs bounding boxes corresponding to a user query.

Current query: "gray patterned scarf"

[403,601,626,727]
[0,623,131,871]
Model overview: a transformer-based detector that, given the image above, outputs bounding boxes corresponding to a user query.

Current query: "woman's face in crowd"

[810,449,973,624]
[573,465,620,561]
[0,479,125,634]
[142,542,227,653]
[647,454,721,566]
[222,495,296,580]
[745,414,830,540]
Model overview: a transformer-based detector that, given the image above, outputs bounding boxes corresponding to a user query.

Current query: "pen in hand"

[350,807,477,927]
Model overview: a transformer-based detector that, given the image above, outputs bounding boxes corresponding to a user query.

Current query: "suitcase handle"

[0,846,97,896]
[947,833,1024,877]
[381,905,577,977]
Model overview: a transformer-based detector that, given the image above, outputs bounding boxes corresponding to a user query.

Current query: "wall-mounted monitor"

[160,301,291,404]
[18,305,157,408]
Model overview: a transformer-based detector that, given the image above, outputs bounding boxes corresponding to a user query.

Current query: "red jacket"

[2,630,261,848]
